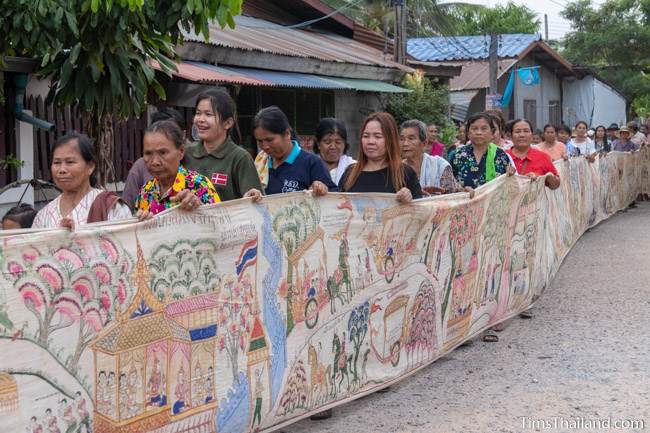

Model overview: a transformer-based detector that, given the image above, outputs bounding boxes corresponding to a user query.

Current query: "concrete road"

[282,203,650,433]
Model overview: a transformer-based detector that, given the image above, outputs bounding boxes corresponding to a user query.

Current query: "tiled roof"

[94,313,190,353]
[407,34,542,62]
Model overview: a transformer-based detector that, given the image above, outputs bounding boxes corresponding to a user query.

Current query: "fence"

[25,95,148,183]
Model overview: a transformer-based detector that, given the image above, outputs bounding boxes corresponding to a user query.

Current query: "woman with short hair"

[32,132,132,229]
[313,118,355,185]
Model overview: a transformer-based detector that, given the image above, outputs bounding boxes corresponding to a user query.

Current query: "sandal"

[519,310,534,319]
[482,331,499,342]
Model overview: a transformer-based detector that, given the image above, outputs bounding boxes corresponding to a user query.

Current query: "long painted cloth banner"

[0,150,648,433]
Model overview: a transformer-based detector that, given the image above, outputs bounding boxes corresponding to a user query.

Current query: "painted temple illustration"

[91,241,270,433]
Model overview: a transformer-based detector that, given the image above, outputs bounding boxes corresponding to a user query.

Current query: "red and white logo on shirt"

[211,172,228,186]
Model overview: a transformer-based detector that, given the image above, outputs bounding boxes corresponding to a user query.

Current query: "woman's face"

[194,99,232,144]
[400,127,425,160]
[595,127,606,139]
[255,127,293,161]
[467,118,493,146]
[557,129,570,143]
[492,123,502,143]
[576,123,587,138]
[532,134,542,144]
[543,127,557,143]
[512,121,533,148]
[51,140,95,193]
[361,120,387,162]
[143,132,184,184]
[457,125,466,142]
[2,219,21,230]
[318,132,345,164]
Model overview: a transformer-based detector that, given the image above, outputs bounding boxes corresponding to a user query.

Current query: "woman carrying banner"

[313,118,356,185]
[567,121,597,162]
[183,89,263,201]
[135,120,220,218]
[338,112,423,202]
[538,124,569,161]
[450,112,514,190]
[32,133,132,229]
[400,119,460,195]
[245,106,336,201]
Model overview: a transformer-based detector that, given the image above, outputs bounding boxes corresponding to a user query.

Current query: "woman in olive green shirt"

[184,89,262,201]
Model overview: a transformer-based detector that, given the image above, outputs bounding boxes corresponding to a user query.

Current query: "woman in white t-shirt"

[32,133,132,229]
[567,121,597,162]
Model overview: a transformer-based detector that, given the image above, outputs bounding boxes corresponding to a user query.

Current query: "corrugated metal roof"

[221,66,346,89]
[450,90,479,121]
[154,61,269,86]
[407,34,541,62]
[445,60,517,91]
[182,15,409,71]
[320,76,411,93]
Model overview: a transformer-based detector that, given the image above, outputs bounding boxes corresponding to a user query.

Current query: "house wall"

[334,90,386,156]
[563,76,627,128]
[513,57,562,130]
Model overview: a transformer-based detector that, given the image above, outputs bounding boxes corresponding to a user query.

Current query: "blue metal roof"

[407,34,541,62]
[221,66,347,89]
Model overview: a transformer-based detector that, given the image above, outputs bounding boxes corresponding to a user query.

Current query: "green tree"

[1,0,242,184]
[446,1,540,35]
[561,0,650,116]
[386,70,450,133]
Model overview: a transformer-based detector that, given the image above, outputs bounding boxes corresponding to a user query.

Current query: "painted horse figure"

[327,238,353,314]
[331,332,352,396]
[307,343,331,407]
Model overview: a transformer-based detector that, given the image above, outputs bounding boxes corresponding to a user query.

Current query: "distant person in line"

[122,107,186,209]
[627,121,648,147]
[400,119,460,194]
[557,124,572,144]
[567,121,597,162]
[135,120,220,218]
[485,109,513,150]
[532,129,543,145]
[313,118,355,185]
[538,124,568,161]
[183,89,262,201]
[2,203,37,230]
[593,125,610,152]
[246,106,336,202]
[611,126,639,152]
[451,112,514,190]
[33,133,132,229]
[426,122,445,157]
[338,112,423,202]
[606,123,619,143]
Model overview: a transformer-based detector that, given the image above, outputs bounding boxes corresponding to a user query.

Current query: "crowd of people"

[1,90,645,235]
[1,92,646,422]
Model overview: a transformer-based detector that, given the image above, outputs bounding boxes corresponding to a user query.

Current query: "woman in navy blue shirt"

[244,106,336,201]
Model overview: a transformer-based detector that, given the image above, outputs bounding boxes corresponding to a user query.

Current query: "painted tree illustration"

[149,239,222,301]
[440,206,481,322]
[347,301,370,384]
[5,236,132,367]
[476,183,515,302]
[272,199,321,334]
[217,276,254,383]
[405,281,436,365]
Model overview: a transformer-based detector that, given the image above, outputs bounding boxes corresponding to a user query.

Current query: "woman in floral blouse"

[451,112,514,189]
[135,120,220,218]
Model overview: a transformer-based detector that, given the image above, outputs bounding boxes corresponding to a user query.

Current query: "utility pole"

[488,33,498,95]
[544,14,549,41]
[393,0,407,64]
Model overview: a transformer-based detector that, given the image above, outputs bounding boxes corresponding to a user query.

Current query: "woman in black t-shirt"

[339,112,422,202]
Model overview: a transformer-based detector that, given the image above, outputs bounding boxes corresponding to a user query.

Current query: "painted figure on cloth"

[147,355,166,407]
[173,365,188,415]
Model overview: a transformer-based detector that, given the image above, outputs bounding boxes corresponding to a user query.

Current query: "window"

[523,99,537,129]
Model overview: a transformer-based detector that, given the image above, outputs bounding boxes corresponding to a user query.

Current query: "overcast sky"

[442,0,579,39]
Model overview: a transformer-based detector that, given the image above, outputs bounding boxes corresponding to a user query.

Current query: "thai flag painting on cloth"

[236,238,258,280]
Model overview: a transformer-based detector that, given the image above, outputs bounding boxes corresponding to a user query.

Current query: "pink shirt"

[429,141,445,157]
[537,141,567,161]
